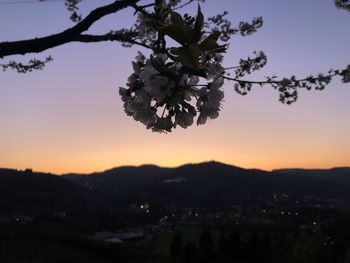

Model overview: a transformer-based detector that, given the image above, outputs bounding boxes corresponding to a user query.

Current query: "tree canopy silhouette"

[1,0,349,132]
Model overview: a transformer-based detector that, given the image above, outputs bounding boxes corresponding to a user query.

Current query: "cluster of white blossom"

[342,65,350,83]
[134,1,173,45]
[135,13,158,42]
[119,51,225,132]
[120,1,350,132]
[200,51,225,79]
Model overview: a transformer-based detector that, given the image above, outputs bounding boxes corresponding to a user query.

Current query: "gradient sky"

[0,0,349,174]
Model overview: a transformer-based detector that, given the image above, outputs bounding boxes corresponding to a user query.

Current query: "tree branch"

[75,32,151,49]
[221,72,339,86]
[0,0,140,58]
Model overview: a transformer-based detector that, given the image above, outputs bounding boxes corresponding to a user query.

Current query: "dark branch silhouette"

[0,0,141,58]
[76,32,151,49]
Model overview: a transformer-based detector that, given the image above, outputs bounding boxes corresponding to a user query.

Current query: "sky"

[0,0,349,174]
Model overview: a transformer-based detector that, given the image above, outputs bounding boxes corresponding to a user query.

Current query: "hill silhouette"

[64,161,350,208]
[0,168,103,215]
[273,167,350,183]
[1,162,350,214]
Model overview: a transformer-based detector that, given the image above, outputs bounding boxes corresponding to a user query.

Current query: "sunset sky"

[0,0,349,174]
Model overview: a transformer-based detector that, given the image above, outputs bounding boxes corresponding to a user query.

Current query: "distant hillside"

[1,162,349,214]
[273,167,350,183]
[64,161,350,208]
[0,168,103,215]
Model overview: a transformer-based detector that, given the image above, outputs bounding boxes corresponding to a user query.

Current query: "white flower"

[200,52,224,79]
[183,89,193,101]
[197,113,208,125]
[207,87,224,103]
[134,90,151,105]
[132,62,142,75]
[122,90,155,127]
[168,0,181,8]
[189,75,199,86]
[197,107,220,125]
[125,100,139,113]
[139,64,158,82]
[124,91,151,115]
[155,53,168,64]
[140,64,174,103]
[280,78,292,88]
[178,75,199,101]
[201,105,220,119]
[119,87,128,102]
[133,108,156,126]
[136,13,149,38]
[206,63,224,79]
[127,73,140,88]
[196,83,224,125]
[175,63,182,71]
[175,111,194,129]
[179,74,189,86]
[152,116,173,132]
[124,106,133,117]
[143,75,174,103]
[135,51,145,64]
[211,76,224,89]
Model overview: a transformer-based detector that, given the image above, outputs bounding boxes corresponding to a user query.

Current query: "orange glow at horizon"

[1,1,349,174]
[2,110,349,175]
[2,156,350,175]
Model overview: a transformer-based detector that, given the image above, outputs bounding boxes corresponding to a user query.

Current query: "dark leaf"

[176,45,200,70]
[171,12,186,30]
[160,24,189,45]
[199,38,219,51]
[207,31,221,42]
[169,47,180,56]
[192,4,204,42]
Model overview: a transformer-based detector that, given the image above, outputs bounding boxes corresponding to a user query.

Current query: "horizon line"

[1,160,349,176]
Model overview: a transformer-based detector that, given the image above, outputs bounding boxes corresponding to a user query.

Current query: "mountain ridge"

[4,161,349,177]
[1,162,350,213]
[60,161,350,209]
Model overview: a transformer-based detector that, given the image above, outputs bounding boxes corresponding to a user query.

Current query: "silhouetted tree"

[290,232,324,263]
[199,229,214,260]
[182,241,199,263]
[218,228,241,261]
[261,233,272,261]
[272,230,288,263]
[228,228,241,258]
[170,231,183,259]
[345,247,350,263]
[247,230,258,262]
[1,0,349,132]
